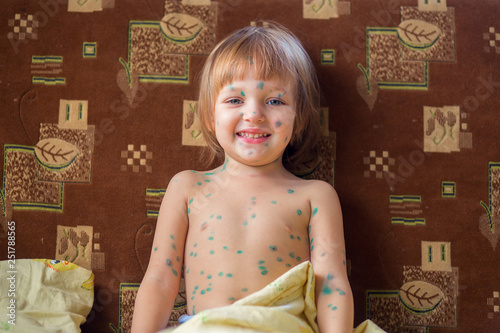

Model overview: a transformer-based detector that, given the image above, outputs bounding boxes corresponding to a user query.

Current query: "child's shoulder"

[295,177,339,200]
[168,169,219,188]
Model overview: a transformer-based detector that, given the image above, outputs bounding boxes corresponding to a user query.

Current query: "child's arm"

[131,171,190,333]
[309,181,354,333]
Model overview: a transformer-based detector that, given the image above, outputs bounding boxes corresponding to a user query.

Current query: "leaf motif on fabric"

[397,19,441,50]
[34,138,79,172]
[399,280,444,315]
[160,13,204,44]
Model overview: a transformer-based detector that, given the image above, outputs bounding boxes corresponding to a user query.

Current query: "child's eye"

[226,98,242,105]
[267,99,284,106]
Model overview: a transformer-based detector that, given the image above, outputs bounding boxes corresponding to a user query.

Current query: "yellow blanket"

[162,261,385,333]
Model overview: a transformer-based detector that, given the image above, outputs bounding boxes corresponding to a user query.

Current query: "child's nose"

[243,104,265,123]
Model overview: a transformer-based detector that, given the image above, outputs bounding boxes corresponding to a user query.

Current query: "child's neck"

[218,156,290,179]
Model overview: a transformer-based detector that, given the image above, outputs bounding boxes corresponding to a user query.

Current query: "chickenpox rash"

[240,90,245,97]
[257,81,264,90]
[275,120,283,128]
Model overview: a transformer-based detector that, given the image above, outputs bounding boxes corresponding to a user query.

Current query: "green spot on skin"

[207,274,212,279]
[243,220,248,226]
[209,236,214,241]
[188,199,193,205]
[194,243,198,247]
[269,246,277,251]
[271,200,277,204]
[154,247,158,251]
[176,256,181,263]
[172,268,178,276]
[228,297,235,301]
[201,271,204,275]
[240,91,245,97]
[171,243,177,250]
[258,266,266,270]
[226,273,233,278]
[166,259,172,267]
[322,283,333,295]
[297,209,302,216]
[216,215,222,220]
[297,236,301,241]
[258,260,265,264]
[261,270,268,275]
[195,286,199,290]
[218,272,223,276]
[296,257,301,262]
[190,252,193,256]
[257,81,264,89]
[223,246,229,250]
[336,288,346,296]
[327,274,334,280]
[277,257,283,262]
[201,290,206,295]
[286,263,291,267]
[290,234,295,240]
[251,213,256,219]
[187,208,191,214]
[331,306,338,311]
[194,253,197,257]
[170,235,175,240]
[229,84,234,91]
[207,287,212,292]
[289,252,295,259]
[205,172,215,176]
[210,250,215,254]
[242,288,248,292]
[287,189,294,194]
[312,207,319,216]
[237,250,243,254]
[275,120,282,128]
[197,182,202,186]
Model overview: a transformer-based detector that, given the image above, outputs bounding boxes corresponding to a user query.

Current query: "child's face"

[213,72,295,167]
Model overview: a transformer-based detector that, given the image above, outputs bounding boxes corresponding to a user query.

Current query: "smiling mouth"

[237,132,271,139]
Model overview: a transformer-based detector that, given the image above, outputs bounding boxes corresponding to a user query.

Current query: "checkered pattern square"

[483,27,500,54]
[7,13,39,40]
[121,144,153,173]
[487,291,500,319]
[363,150,395,179]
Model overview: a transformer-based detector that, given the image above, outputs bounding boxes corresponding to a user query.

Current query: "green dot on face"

[226,273,233,278]
[210,250,215,254]
[251,213,256,219]
[218,272,223,276]
[277,257,283,262]
[216,215,222,219]
[237,250,243,254]
[312,207,319,216]
[258,266,266,270]
[207,274,212,279]
[287,189,294,194]
[269,246,277,251]
[242,288,249,292]
[201,271,204,275]
[261,270,268,275]
[297,209,302,216]
[166,259,172,267]
[271,200,277,204]
[209,236,214,241]
[258,260,265,264]
[201,290,206,295]
[154,247,158,251]
[228,297,235,301]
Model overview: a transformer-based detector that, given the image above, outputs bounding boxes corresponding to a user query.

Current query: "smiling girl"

[132,22,354,333]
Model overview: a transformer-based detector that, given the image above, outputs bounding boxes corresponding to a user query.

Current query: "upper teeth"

[239,132,269,139]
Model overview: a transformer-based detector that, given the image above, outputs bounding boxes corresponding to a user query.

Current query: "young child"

[131,23,354,333]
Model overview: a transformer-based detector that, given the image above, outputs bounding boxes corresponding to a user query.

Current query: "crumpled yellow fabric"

[162,261,386,333]
[0,259,94,333]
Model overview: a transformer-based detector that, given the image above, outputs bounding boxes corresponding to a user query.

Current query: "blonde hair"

[198,22,321,171]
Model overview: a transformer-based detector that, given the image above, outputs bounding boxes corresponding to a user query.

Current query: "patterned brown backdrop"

[1,0,499,332]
